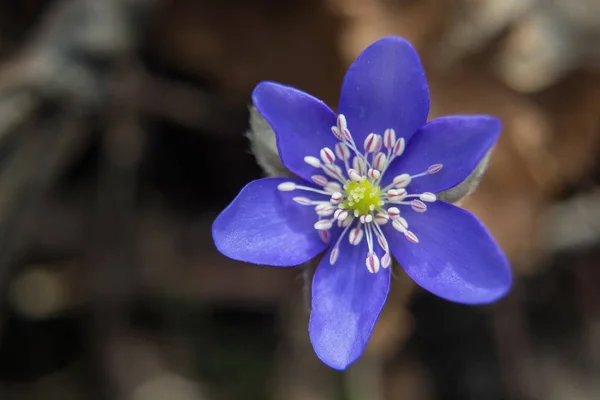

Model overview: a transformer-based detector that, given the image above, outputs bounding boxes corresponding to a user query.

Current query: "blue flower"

[212,37,511,370]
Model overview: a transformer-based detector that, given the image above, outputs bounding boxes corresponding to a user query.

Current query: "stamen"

[404,230,419,243]
[325,182,343,193]
[331,126,343,141]
[319,230,330,244]
[336,114,353,143]
[368,168,381,180]
[339,215,354,228]
[374,212,390,225]
[364,133,383,153]
[293,197,313,206]
[393,174,411,188]
[419,192,437,202]
[304,156,321,168]
[337,113,348,132]
[387,188,407,202]
[392,137,406,156]
[359,214,373,224]
[348,169,362,182]
[371,223,391,269]
[294,185,331,196]
[381,253,391,269]
[330,247,340,264]
[352,157,367,176]
[427,164,443,174]
[314,220,333,230]
[335,142,351,160]
[365,223,375,253]
[392,218,407,233]
[410,200,427,213]
[349,226,364,246]
[366,252,380,274]
[330,222,354,265]
[323,164,345,182]
[311,175,329,187]
[277,182,296,191]
[373,224,389,252]
[398,217,408,229]
[383,128,396,149]
[330,192,343,204]
[334,209,349,221]
[320,147,336,164]
[316,204,336,216]
[387,207,400,219]
[373,152,387,171]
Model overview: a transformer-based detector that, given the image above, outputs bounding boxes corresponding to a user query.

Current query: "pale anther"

[334,209,348,221]
[393,174,411,188]
[349,227,364,246]
[373,152,387,170]
[325,182,343,193]
[278,182,296,191]
[427,164,443,174]
[419,192,437,202]
[387,207,400,219]
[352,157,366,175]
[404,230,419,243]
[392,219,407,233]
[340,216,353,227]
[381,253,391,269]
[331,126,343,141]
[314,220,333,230]
[337,114,347,131]
[293,197,312,205]
[330,192,343,203]
[316,205,335,216]
[374,212,389,225]
[348,169,362,182]
[368,168,381,180]
[383,128,396,149]
[304,156,321,168]
[410,200,427,213]
[376,234,388,252]
[366,252,380,274]
[335,142,351,160]
[364,133,383,153]
[330,247,340,264]
[359,215,373,224]
[388,188,407,202]
[319,230,330,244]
[320,147,336,164]
[393,137,406,156]
[312,175,328,187]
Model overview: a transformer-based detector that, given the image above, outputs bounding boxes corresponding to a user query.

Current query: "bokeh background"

[0,0,599,399]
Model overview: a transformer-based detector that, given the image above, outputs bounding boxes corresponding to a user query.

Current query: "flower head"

[212,37,511,370]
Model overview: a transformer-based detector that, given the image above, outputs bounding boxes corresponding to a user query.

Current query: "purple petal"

[338,37,429,145]
[383,201,511,304]
[382,116,501,193]
[309,239,390,370]
[212,178,328,267]
[252,82,338,182]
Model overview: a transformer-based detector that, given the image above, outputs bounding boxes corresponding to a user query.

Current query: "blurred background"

[0,0,599,399]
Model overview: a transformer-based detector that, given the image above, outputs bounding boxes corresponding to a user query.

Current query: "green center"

[342,179,383,215]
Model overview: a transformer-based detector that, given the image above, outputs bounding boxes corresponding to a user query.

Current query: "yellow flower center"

[342,179,384,216]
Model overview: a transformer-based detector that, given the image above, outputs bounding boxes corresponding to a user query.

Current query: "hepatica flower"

[212,37,511,369]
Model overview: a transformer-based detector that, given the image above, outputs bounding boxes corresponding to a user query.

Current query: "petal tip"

[308,327,359,371]
[370,35,419,53]
[251,80,279,108]
[210,178,326,267]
